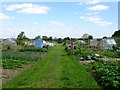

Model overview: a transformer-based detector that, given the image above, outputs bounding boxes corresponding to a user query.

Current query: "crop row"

[1,59,29,69]
[2,51,43,61]
[65,44,120,58]
[87,61,120,90]
[19,47,47,52]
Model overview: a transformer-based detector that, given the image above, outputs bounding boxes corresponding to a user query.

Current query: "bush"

[89,61,120,90]
[117,52,120,58]
[101,50,119,58]
[74,46,95,59]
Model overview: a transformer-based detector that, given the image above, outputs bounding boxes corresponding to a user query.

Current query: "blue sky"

[0,0,119,39]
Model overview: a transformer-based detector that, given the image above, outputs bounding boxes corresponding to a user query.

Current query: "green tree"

[42,36,48,41]
[64,37,70,41]
[58,38,63,43]
[112,30,120,38]
[103,36,108,39]
[49,36,53,41]
[88,35,93,39]
[16,31,29,46]
[35,35,41,39]
[112,30,120,47]
[17,31,25,39]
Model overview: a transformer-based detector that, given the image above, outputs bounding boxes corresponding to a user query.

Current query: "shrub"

[101,50,119,58]
[89,61,120,90]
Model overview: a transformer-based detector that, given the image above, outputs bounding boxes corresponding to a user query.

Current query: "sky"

[0,0,119,39]
[118,2,120,30]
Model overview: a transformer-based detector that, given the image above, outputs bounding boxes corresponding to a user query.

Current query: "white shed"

[2,38,17,47]
[78,40,86,45]
[46,42,54,46]
[100,39,116,50]
[43,40,47,46]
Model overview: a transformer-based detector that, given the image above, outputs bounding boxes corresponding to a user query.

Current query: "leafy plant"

[101,50,119,58]
[1,59,29,69]
[2,51,44,61]
[19,47,47,52]
[88,61,120,90]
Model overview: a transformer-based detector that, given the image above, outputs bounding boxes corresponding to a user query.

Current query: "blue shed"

[34,39,43,48]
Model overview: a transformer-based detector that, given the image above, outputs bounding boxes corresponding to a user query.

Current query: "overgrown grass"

[3,45,101,88]
[2,51,43,61]
[101,50,120,58]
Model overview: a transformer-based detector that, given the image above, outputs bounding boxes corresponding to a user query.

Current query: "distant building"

[77,40,86,45]
[0,38,17,50]
[34,38,43,48]
[43,40,47,46]
[100,39,116,50]
[46,42,54,46]
[1,38,17,47]
[81,33,90,39]
[28,39,34,46]
[24,39,34,46]
[90,39,98,47]
[0,39,3,45]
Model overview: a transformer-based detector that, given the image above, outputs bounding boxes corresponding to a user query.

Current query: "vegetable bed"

[85,61,120,90]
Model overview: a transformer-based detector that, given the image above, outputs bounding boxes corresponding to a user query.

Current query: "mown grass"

[3,45,101,88]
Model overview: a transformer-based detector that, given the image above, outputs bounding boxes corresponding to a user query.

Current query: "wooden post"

[71,38,74,55]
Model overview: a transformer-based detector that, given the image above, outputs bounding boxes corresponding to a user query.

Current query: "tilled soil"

[0,64,32,85]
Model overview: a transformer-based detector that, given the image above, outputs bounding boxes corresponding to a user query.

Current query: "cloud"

[80,16,112,26]
[6,3,50,14]
[33,22,38,25]
[85,12,99,15]
[80,0,101,5]
[88,4,109,11]
[0,13,10,20]
[49,21,65,26]
[87,0,101,4]
[79,0,118,5]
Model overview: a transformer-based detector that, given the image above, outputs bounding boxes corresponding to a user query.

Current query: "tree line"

[16,30,120,46]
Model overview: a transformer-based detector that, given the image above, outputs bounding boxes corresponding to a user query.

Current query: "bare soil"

[101,58,120,61]
[80,58,120,64]
[0,64,32,86]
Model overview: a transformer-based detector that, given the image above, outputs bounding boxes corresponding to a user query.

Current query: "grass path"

[3,45,100,88]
